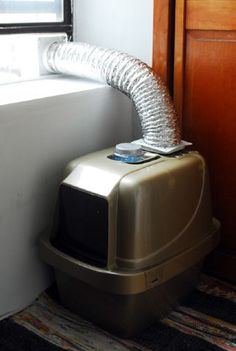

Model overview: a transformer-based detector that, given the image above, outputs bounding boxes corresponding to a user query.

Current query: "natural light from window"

[0,0,64,23]
[0,33,67,84]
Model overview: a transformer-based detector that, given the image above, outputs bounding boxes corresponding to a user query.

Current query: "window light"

[0,33,67,84]
[0,0,64,24]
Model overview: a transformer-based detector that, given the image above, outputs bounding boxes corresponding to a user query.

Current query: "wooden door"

[153,0,175,90]
[174,0,236,281]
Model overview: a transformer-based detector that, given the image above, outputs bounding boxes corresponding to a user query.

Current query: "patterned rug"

[0,274,236,351]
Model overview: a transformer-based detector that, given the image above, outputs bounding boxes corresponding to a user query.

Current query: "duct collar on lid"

[132,140,192,155]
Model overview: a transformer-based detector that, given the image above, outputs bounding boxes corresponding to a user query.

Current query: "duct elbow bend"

[44,41,181,149]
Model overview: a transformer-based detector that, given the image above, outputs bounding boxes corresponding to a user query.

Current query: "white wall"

[0,79,133,317]
[74,0,153,66]
[0,0,153,317]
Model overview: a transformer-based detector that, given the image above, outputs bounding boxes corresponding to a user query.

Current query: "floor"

[0,274,235,351]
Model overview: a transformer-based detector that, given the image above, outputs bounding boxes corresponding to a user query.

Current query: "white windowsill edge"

[0,75,107,106]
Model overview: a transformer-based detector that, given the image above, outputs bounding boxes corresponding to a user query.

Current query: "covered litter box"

[40,147,220,336]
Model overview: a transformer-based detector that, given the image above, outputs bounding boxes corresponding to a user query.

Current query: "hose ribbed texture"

[44,41,181,148]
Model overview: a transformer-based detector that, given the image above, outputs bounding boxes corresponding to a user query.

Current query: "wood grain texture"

[186,0,236,30]
[204,250,236,283]
[153,0,172,87]
[174,0,186,122]
[183,30,236,250]
[174,0,236,281]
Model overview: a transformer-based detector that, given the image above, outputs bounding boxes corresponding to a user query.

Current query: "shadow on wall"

[0,82,133,318]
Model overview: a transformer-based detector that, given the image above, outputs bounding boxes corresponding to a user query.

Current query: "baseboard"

[204,249,236,283]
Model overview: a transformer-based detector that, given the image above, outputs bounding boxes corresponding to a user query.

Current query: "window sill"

[0,75,106,106]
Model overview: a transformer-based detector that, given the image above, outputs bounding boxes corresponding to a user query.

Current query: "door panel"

[186,0,236,30]
[184,30,236,249]
[174,0,236,281]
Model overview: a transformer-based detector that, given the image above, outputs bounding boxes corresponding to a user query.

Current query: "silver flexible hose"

[44,41,181,148]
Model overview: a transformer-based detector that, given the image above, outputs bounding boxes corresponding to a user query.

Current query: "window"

[0,33,67,84]
[0,0,72,36]
[0,1,72,84]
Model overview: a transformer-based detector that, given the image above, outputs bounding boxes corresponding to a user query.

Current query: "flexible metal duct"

[44,41,181,148]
